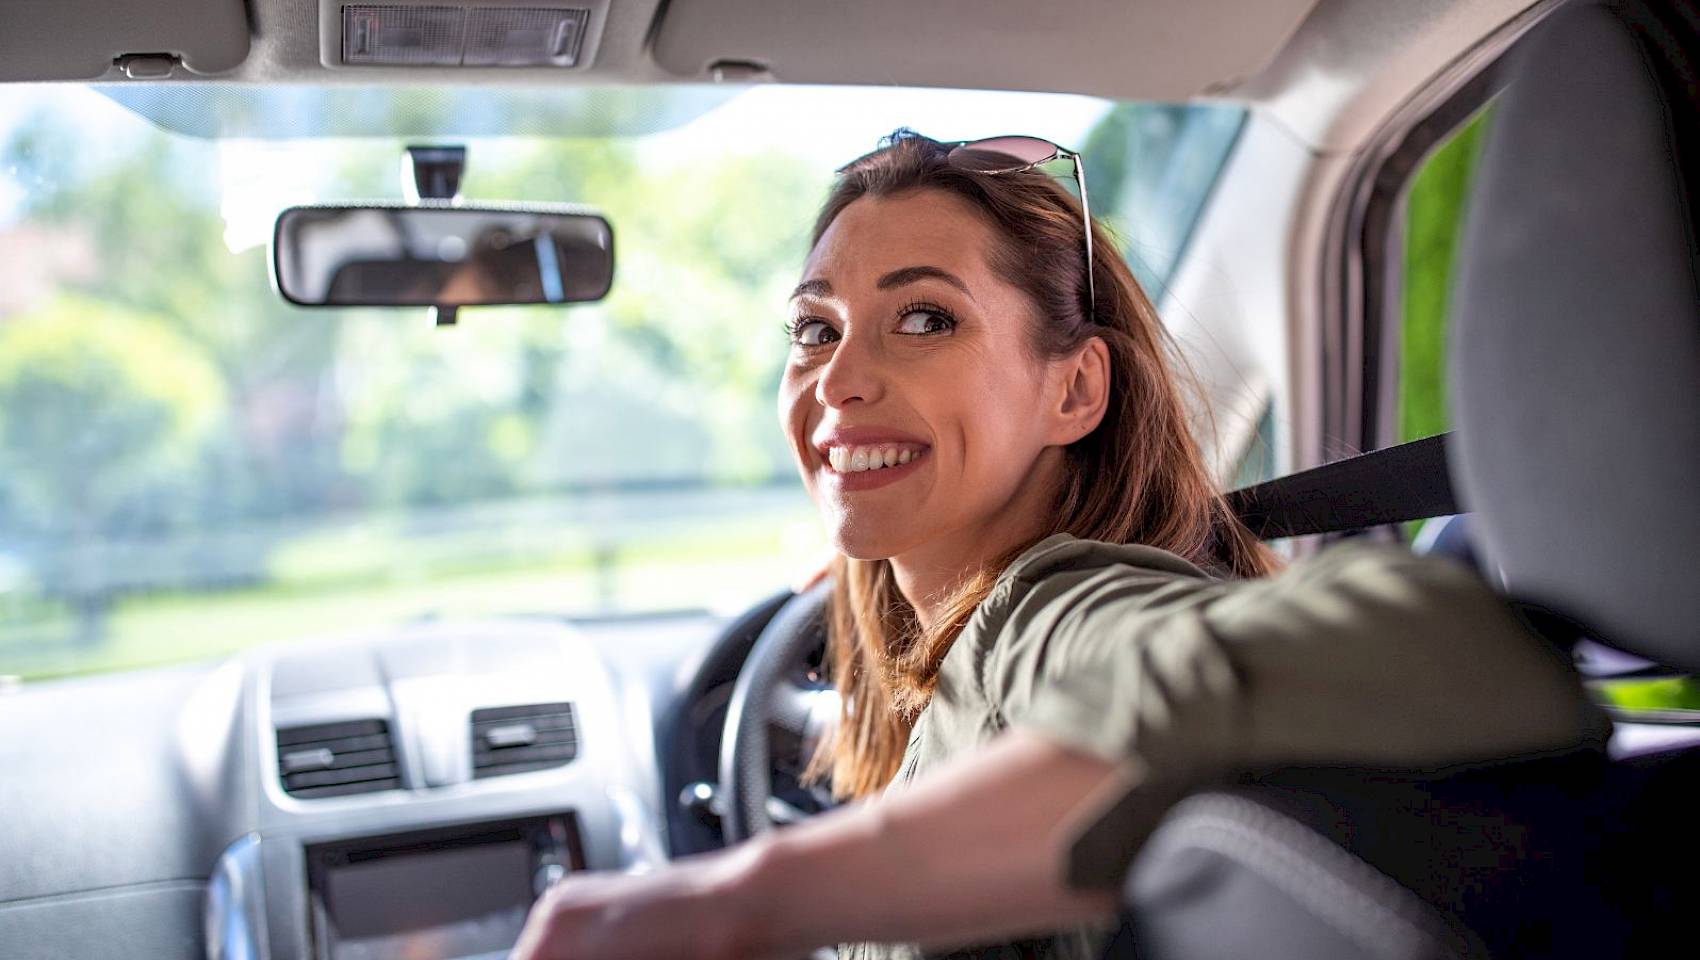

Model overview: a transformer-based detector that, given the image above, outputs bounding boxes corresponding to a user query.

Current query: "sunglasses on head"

[841,134,1097,321]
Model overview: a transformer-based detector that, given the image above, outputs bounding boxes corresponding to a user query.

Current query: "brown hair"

[808,130,1278,799]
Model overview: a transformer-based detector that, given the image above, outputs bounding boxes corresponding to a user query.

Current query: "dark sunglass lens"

[949,136,1057,172]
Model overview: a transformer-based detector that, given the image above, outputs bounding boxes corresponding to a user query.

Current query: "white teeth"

[827,444,925,474]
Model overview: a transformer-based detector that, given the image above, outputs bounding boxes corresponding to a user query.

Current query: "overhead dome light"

[466,7,588,66]
[343,5,464,66]
[341,4,590,67]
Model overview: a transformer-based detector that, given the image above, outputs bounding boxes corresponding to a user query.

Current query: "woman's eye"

[791,319,839,346]
[895,309,955,336]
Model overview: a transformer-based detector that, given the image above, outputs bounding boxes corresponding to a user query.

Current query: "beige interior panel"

[0,0,251,81]
[651,0,1321,99]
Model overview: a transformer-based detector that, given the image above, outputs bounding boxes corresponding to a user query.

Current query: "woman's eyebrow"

[877,265,974,300]
[790,278,832,300]
[788,266,976,302]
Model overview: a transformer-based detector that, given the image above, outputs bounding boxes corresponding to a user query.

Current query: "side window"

[1398,109,1492,443]
[1080,103,1263,487]
[1083,103,1247,295]
[1228,402,1277,490]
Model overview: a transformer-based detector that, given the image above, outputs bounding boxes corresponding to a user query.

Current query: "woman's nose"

[814,331,884,409]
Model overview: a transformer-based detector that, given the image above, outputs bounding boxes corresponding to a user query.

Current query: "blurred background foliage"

[1400,109,1489,445]
[0,97,825,677]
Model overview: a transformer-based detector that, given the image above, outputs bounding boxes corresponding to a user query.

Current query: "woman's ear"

[1047,337,1110,446]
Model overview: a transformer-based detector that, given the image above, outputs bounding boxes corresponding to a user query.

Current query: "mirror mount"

[404,145,466,204]
[406,145,466,325]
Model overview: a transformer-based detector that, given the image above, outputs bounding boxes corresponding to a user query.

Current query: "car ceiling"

[0,0,1550,152]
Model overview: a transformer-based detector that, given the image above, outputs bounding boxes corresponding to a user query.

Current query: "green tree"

[0,296,224,642]
[3,109,354,526]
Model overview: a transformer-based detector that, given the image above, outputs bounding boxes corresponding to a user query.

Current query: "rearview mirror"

[272,205,614,309]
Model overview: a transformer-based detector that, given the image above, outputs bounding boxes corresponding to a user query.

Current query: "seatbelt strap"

[1227,432,1457,539]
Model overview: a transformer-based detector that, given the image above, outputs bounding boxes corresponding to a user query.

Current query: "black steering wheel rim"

[718,580,834,844]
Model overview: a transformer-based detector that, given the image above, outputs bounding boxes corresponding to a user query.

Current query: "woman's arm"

[514,544,1609,959]
[511,730,1121,960]
[990,541,1611,887]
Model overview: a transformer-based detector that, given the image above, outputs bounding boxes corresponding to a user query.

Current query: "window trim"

[1316,0,1566,467]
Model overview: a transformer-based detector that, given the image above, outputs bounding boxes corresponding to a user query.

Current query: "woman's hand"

[511,850,774,960]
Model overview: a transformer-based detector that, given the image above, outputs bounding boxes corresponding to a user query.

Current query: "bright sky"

[639,84,1111,169]
[0,82,1112,247]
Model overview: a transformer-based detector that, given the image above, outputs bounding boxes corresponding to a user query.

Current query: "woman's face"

[779,188,1091,569]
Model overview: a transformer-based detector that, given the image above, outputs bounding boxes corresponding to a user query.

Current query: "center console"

[304,814,585,960]
[306,812,591,958]
[205,618,672,960]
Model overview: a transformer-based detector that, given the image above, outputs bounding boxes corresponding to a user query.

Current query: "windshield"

[0,84,1244,682]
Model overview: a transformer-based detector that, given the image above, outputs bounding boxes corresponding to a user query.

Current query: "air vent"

[276,719,402,799]
[471,702,578,779]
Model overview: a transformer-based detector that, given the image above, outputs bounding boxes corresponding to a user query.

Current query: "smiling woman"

[511,131,1605,960]
[786,132,1276,791]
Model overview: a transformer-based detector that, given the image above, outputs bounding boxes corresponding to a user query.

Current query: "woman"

[513,131,1605,960]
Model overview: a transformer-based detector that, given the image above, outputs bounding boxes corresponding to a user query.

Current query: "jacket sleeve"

[980,542,1611,889]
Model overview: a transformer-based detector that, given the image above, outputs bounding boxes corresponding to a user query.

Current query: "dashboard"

[0,608,755,960]
[7,591,1696,960]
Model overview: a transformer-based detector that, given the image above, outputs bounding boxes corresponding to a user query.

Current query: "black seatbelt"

[1227,432,1457,539]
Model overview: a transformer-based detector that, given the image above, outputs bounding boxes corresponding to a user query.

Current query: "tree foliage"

[0,295,224,536]
[0,90,826,631]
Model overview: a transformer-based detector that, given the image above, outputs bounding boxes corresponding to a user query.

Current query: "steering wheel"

[718,580,838,843]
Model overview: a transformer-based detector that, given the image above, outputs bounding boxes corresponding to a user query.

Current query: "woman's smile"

[813,427,932,492]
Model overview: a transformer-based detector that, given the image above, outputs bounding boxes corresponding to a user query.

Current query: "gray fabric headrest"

[1450,0,1700,670]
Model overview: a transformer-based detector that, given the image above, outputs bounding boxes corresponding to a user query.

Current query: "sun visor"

[0,0,250,81]
[651,0,1320,99]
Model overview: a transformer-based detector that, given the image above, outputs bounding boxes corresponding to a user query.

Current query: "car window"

[0,85,1245,682]
[1084,102,1246,296]
[1397,108,1492,444]
[1227,401,1277,490]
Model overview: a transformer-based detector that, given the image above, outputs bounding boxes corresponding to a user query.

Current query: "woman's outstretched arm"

[513,544,1608,959]
[511,731,1121,960]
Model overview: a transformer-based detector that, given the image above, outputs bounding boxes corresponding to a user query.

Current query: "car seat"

[1114,1,1700,956]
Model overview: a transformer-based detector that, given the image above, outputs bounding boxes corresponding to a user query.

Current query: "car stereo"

[305,813,584,960]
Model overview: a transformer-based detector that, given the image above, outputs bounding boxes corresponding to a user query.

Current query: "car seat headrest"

[1450,0,1700,670]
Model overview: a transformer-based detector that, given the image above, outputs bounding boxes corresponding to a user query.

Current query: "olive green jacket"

[844,534,1610,960]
